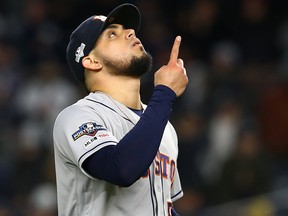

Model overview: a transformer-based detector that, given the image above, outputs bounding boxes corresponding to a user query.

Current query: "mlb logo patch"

[72,122,106,141]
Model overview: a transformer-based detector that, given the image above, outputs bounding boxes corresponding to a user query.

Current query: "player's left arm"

[82,85,176,187]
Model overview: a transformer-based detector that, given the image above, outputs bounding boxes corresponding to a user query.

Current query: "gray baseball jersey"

[53,91,183,216]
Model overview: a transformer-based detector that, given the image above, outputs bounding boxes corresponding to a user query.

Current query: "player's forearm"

[82,85,176,186]
[114,85,176,184]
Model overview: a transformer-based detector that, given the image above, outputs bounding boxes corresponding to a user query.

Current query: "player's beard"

[101,52,153,78]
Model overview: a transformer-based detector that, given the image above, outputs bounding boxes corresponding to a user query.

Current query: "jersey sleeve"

[53,105,118,169]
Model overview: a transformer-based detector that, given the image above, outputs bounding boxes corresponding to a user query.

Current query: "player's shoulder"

[54,98,90,125]
[54,92,112,125]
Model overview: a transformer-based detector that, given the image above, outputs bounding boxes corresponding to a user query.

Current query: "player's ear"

[82,56,103,71]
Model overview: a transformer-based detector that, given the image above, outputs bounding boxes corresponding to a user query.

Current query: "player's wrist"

[154,85,177,101]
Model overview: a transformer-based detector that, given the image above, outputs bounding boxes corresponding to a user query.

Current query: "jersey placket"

[152,153,168,216]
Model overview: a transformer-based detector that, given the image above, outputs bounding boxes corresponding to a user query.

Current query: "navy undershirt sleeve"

[171,208,180,216]
[82,85,176,187]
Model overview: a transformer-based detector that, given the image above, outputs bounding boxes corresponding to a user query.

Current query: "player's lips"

[131,39,142,47]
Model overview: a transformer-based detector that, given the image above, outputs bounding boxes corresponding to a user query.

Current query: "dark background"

[0,0,288,215]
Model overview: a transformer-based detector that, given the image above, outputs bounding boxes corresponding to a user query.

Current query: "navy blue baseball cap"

[66,3,141,86]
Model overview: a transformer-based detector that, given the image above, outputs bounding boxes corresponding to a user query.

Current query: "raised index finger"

[168,36,181,65]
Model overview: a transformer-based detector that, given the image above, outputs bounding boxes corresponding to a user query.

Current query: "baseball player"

[53,3,188,216]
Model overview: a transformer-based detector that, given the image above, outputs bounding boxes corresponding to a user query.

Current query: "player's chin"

[139,45,147,53]
[132,49,152,62]
[136,47,148,57]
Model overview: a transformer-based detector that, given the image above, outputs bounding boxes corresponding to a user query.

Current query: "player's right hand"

[154,36,188,97]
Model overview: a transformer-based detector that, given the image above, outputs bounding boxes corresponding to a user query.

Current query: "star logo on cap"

[75,43,85,63]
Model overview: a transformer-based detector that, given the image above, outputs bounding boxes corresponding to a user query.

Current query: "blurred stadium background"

[0,0,288,215]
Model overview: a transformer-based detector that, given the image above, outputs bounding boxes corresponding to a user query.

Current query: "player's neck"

[94,76,142,110]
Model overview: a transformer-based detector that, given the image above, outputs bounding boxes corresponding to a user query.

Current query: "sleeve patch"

[72,122,107,141]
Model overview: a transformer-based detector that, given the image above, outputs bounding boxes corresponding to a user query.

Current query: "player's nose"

[125,29,136,40]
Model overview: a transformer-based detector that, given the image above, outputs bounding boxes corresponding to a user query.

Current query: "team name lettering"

[142,151,176,183]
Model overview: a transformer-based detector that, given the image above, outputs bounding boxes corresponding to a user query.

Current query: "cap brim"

[101,3,141,34]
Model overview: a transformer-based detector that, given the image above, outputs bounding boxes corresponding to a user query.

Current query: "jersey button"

[157,185,161,192]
